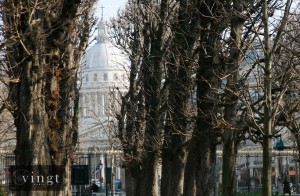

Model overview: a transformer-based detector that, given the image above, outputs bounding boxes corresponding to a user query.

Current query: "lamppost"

[99,160,103,190]
[88,148,92,187]
[274,136,286,194]
[105,154,108,196]
[246,155,250,192]
[236,166,240,191]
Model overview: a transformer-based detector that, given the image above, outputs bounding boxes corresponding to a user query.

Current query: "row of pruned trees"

[111,0,300,196]
[0,0,299,195]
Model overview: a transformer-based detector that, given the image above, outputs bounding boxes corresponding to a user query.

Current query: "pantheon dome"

[78,18,128,150]
[82,20,125,71]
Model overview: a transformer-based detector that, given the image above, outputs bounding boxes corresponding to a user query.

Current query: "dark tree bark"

[193,63,219,196]
[115,1,170,195]
[183,1,226,195]
[2,0,96,195]
[161,0,199,195]
[222,1,245,195]
[184,56,221,196]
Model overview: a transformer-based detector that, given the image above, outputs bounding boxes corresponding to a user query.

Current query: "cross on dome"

[96,5,109,43]
[100,5,104,21]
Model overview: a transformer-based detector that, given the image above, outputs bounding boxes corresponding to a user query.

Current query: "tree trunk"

[262,135,273,196]
[261,0,292,195]
[262,0,273,195]
[195,132,217,196]
[222,1,244,195]
[185,131,217,196]
[125,167,137,196]
[161,49,194,196]
[183,150,197,196]
[161,125,187,196]
[222,141,238,196]
[136,88,161,196]
[161,1,199,194]
[116,1,169,195]
[136,153,160,196]
[184,1,225,193]
[184,60,219,196]
[3,0,95,195]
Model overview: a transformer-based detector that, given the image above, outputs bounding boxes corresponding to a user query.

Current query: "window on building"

[79,93,83,117]
[83,94,88,117]
[91,92,96,115]
[85,74,89,82]
[113,73,118,81]
[97,92,102,116]
[103,73,108,81]
[94,73,98,81]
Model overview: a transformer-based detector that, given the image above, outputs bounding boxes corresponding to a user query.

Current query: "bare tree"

[0,85,15,150]
[112,0,171,195]
[112,1,299,196]
[220,1,268,195]
[228,1,295,195]
[182,2,228,195]
[252,1,294,195]
[216,1,299,195]
[285,4,300,168]
[273,3,300,193]
[221,1,245,195]
[160,0,199,195]
[0,0,96,195]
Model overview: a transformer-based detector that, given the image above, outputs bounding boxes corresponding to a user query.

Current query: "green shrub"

[0,186,7,196]
[234,193,284,196]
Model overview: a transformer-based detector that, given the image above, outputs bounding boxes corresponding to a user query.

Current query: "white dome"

[78,18,129,150]
[82,20,126,70]
[84,42,124,70]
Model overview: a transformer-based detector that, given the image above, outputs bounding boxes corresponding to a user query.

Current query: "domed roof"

[82,19,125,70]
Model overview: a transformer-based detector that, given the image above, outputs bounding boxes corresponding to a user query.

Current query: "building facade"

[78,18,128,150]
[77,16,128,189]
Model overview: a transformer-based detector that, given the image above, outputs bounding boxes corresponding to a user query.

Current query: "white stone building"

[76,16,128,187]
[78,18,128,151]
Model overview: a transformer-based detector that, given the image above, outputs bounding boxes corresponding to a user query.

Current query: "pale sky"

[88,0,127,43]
[95,0,128,20]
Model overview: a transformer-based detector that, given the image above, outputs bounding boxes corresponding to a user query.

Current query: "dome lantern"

[96,18,109,44]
